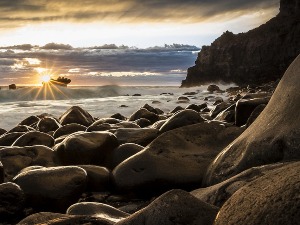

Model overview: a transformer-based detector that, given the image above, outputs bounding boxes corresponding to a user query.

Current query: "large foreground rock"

[214,162,300,225]
[116,189,218,225]
[204,55,300,185]
[54,131,118,166]
[13,166,87,211]
[0,146,56,181]
[192,162,287,207]
[59,106,95,126]
[113,122,242,192]
[12,131,54,147]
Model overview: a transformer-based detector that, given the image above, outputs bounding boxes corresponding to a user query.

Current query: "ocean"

[0,85,232,130]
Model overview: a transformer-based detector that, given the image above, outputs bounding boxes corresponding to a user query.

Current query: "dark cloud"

[0,44,35,51]
[41,43,73,50]
[0,43,200,85]
[0,0,279,27]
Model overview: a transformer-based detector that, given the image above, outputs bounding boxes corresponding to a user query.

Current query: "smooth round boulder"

[12,131,54,147]
[214,162,300,225]
[113,122,243,193]
[128,108,159,124]
[105,143,144,169]
[0,182,25,219]
[7,125,35,133]
[77,165,110,191]
[117,189,218,225]
[204,55,300,186]
[185,104,201,112]
[246,104,266,127]
[111,113,127,121]
[53,131,119,165]
[159,109,205,133]
[207,84,220,92]
[0,145,56,181]
[0,128,7,136]
[170,106,183,113]
[13,166,87,211]
[53,123,87,139]
[19,115,40,126]
[0,132,25,146]
[37,117,61,133]
[92,118,122,125]
[59,106,95,126]
[114,128,159,147]
[135,118,152,128]
[67,202,129,223]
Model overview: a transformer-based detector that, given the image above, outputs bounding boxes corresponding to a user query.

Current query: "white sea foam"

[0,85,232,130]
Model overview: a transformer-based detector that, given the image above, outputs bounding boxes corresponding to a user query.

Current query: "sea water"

[0,85,232,130]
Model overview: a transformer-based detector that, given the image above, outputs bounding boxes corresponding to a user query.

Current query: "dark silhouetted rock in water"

[203,54,300,186]
[116,189,218,225]
[214,162,300,225]
[181,0,300,87]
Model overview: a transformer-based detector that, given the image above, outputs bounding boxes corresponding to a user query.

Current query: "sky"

[0,0,280,86]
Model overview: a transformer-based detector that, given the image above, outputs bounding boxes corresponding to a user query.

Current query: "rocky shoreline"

[0,55,299,224]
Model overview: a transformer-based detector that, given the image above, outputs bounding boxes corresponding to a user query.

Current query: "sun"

[41,75,51,83]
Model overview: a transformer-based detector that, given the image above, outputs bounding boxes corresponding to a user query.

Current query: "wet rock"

[116,189,218,225]
[154,107,164,114]
[37,117,61,133]
[113,122,243,192]
[150,120,166,130]
[54,131,118,166]
[59,106,95,126]
[114,128,159,147]
[207,84,221,92]
[214,104,236,123]
[77,165,110,192]
[12,131,54,147]
[111,113,127,121]
[19,115,40,127]
[141,103,157,114]
[67,202,129,223]
[135,118,151,128]
[53,123,87,139]
[235,97,270,126]
[128,108,159,124]
[204,55,300,186]
[0,161,3,183]
[17,212,114,225]
[170,106,184,113]
[132,94,141,96]
[246,104,266,127]
[115,122,140,129]
[13,166,87,211]
[159,109,205,133]
[0,128,6,136]
[185,104,201,112]
[177,96,190,102]
[214,162,300,225]
[0,145,55,181]
[105,143,144,169]
[93,118,122,125]
[87,123,115,132]
[7,125,35,133]
[209,102,232,118]
[183,91,197,95]
[0,182,25,219]
[0,132,25,146]
[192,162,287,207]
[213,97,223,105]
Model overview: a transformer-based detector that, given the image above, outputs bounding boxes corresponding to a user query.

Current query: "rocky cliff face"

[181,0,300,87]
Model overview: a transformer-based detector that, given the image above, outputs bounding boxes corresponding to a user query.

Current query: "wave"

[0,85,122,102]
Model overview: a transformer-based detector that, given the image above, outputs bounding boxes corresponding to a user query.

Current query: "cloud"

[0,44,35,51]
[0,0,279,28]
[0,43,200,85]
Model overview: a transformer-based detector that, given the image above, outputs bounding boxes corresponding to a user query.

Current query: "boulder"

[170,106,183,113]
[0,145,56,181]
[0,132,25,146]
[113,122,243,192]
[159,109,205,133]
[19,115,40,126]
[105,143,144,169]
[235,97,270,126]
[135,118,151,128]
[17,212,114,225]
[7,125,35,133]
[54,131,118,166]
[177,96,190,102]
[214,162,300,225]
[111,113,127,121]
[204,54,300,186]
[192,162,287,207]
[185,104,201,112]
[92,118,122,125]
[209,102,232,118]
[12,131,54,147]
[53,123,87,138]
[77,165,110,192]
[116,189,218,225]
[0,128,6,136]
[114,128,159,147]
[207,84,220,92]
[150,120,166,130]
[13,166,87,211]
[59,106,95,126]
[0,182,25,219]
[0,161,3,183]
[141,103,157,114]
[67,202,129,223]
[214,104,236,123]
[128,108,159,124]
[246,104,266,127]
[37,117,61,133]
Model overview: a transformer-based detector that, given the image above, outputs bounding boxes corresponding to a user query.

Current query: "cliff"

[181,0,300,87]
